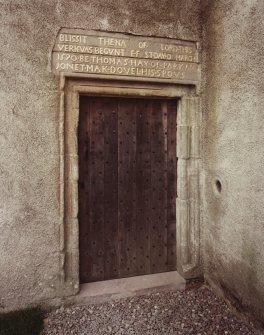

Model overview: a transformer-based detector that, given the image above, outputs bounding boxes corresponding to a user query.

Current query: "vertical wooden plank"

[162,101,169,272]
[88,98,105,282]
[150,100,168,274]
[135,100,151,275]
[118,99,137,277]
[167,100,177,270]
[103,99,119,280]
[78,96,91,283]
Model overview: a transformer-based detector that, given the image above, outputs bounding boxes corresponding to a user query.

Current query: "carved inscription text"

[52,29,200,84]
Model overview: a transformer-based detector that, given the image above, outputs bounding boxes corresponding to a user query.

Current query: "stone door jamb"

[58,75,202,296]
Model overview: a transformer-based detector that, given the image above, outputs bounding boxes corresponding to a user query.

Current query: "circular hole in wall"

[215,179,222,194]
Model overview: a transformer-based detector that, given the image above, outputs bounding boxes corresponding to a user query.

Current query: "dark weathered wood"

[118,99,137,277]
[88,99,105,282]
[103,99,119,279]
[150,101,167,273]
[78,97,177,283]
[135,100,151,275]
[166,100,177,271]
[78,96,91,283]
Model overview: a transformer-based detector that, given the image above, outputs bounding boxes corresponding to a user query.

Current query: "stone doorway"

[60,78,201,295]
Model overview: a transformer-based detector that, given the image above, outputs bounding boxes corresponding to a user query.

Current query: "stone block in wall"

[188,159,200,200]
[177,158,200,200]
[177,97,200,126]
[176,198,190,265]
[177,126,190,158]
[65,154,79,181]
[64,181,78,219]
[190,126,200,158]
[176,198,201,278]
[177,159,188,199]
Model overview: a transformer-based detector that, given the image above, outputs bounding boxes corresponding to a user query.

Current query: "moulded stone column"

[176,96,202,279]
[182,199,200,277]
[176,198,190,267]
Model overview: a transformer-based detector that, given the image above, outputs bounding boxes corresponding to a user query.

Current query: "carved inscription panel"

[52,29,200,84]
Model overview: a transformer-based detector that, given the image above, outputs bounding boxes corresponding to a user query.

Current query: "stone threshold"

[73,271,185,306]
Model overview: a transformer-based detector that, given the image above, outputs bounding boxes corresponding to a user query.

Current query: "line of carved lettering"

[59,34,128,47]
[160,44,194,54]
[55,62,195,79]
[57,44,125,56]
[58,34,196,56]
[56,53,197,71]
[56,44,197,62]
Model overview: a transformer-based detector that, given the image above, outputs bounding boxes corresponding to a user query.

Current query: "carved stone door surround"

[58,74,201,296]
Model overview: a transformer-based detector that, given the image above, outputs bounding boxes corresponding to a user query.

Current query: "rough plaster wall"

[0,0,201,310]
[201,0,264,323]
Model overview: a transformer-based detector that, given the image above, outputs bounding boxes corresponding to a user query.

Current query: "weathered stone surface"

[201,0,264,325]
[0,0,201,311]
[52,28,200,84]
[1,0,264,328]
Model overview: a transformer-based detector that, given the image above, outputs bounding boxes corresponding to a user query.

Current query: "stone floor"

[42,285,256,335]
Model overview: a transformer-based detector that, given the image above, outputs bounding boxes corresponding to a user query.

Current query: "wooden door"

[78,96,177,283]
